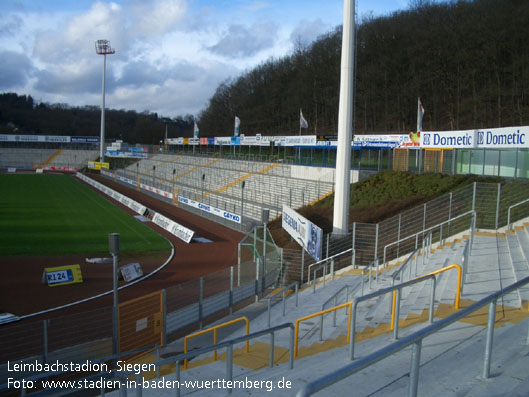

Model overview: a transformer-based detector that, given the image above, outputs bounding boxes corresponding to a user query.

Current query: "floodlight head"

[95,39,115,55]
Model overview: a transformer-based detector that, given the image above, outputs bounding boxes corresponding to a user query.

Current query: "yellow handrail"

[294,302,352,358]
[183,316,249,369]
[391,263,462,330]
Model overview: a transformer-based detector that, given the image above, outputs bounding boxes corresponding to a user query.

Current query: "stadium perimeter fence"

[0,224,283,386]
[279,181,529,284]
[2,176,529,387]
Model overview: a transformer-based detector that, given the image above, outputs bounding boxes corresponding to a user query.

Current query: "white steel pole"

[100,54,107,162]
[332,0,355,235]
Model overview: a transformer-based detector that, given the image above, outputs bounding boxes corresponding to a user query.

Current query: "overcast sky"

[1,0,413,119]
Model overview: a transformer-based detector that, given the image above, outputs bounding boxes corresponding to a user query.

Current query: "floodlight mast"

[332,0,355,236]
[95,40,115,163]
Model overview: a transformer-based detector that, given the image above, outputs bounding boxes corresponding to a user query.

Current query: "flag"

[300,109,308,129]
[193,121,199,138]
[417,97,425,132]
[234,116,240,136]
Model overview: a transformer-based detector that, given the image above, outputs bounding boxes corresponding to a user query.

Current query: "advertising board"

[282,205,322,261]
[178,196,241,224]
[152,212,194,243]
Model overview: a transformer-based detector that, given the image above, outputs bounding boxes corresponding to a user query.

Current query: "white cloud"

[207,22,278,58]
[0,51,34,89]
[2,0,398,118]
[128,0,187,37]
[290,19,329,48]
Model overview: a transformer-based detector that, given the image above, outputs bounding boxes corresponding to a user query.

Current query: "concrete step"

[515,226,529,267]
[506,232,529,307]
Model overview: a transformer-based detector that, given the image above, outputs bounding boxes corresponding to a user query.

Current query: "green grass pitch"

[0,174,171,256]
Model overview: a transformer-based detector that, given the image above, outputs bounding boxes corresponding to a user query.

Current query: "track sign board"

[152,212,194,243]
[43,265,83,287]
[120,263,143,282]
[282,205,323,261]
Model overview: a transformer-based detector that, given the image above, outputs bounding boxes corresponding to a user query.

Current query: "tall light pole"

[95,40,115,163]
[332,0,355,236]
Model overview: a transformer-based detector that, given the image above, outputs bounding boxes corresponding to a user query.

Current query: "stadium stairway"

[110,227,529,396]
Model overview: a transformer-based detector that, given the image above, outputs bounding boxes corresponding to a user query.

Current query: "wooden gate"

[118,290,163,353]
[424,149,444,173]
[393,148,409,171]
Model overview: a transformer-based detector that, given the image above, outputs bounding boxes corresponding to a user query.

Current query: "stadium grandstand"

[1,133,529,396]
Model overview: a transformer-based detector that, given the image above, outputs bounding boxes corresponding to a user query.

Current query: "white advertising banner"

[76,173,147,216]
[282,205,323,261]
[421,126,529,149]
[421,130,476,149]
[104,151,148,158]
[0,134,70,143]
[284,136,317,147]
[165,137,184,145]
[475,126,529,148]
[215,137,232,146]
[152,212,194,243]
[178,196,241,224]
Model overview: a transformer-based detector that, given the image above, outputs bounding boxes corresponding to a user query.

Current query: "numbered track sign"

[44,265,83,287]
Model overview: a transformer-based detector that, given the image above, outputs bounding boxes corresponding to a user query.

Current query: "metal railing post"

[229,267,234,315]
[227,344,233,393]
[397,214,401,258]
[352,222,356,268]
[237,244,241,287]
[495,183,501,230]
[199,277,203,329]
[43,319,48,364]
[301,248,305,284]
[393,289,401,340]
[482,299,497,379]
[162,289,167,347]
[269,332,275,368]
[408,340,422,397]
[374,223,379,262]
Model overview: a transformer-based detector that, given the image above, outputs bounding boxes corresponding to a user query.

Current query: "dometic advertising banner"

[421,130,476,149]
[282,205,323,261]
[152,212,194,243]
[475,126,529,148]
[178,196,241,224]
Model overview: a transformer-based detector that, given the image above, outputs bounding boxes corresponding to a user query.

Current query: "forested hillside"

[2,0,528,141]
[0,93,194,143]
[198,0,529,136]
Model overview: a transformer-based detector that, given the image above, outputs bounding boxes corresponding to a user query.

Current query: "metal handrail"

[461,239,470,294]
[320,283,361,342]
[349,273,437,359]
[307,248,354,285]
[294,302,353,358]
[0,343,159,394]
[391,264,462,335]
[267,281,299,327]
[383,210,475,267]
[297,274,529,397]
[391,249,418,286]
[361,258,379,295]
[184,316,249,368]
[23,324,296,397]
[507,197,529,229]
